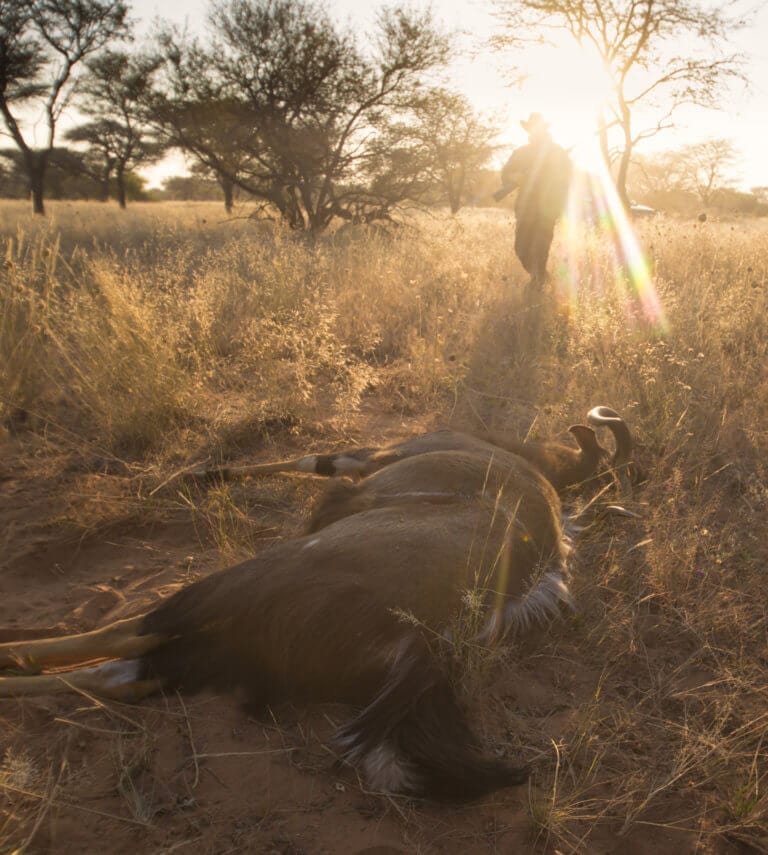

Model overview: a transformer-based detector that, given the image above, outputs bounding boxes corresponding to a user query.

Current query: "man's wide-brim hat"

[520,112,549,133]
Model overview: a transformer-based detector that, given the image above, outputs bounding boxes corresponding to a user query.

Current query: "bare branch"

[491,0,749,204]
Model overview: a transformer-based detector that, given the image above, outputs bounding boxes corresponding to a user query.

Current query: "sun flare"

[513,37,615,170]
[498,36,667,330]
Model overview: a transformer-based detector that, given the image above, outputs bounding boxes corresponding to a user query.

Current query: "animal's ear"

[568,424,604,454]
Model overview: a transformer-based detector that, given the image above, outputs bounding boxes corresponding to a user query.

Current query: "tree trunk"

[26,152,48,216]
[100,161,113,202]
[448,168,464,214]
[309,208,333,232]
[116,166,127,209]
[598,115,611,179]
[616,149,631,209]
[221,175,234,213]
[615,100,633,209]
[285,189,306,230]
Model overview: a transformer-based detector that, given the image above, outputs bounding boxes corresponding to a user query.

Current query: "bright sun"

[513,37,615,170]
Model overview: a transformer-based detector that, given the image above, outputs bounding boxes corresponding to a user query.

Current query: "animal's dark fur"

[335,636,529,798]
[133,451,569,797]
[482,425,606,491]
[307,449,563,576]
[3,446,582,798]
[194,407,633,501]
[305,425,611,492]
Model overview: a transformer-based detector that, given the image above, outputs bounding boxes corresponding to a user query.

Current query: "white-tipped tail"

[479,549,573,643]
[501,566,573,633]
[78,658,142,687]
[336,738,419,794]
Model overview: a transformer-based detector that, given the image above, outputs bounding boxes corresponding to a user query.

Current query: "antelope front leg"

[0,616,161,671]
[0,659,162,701]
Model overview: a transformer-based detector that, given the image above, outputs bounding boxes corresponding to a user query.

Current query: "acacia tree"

[493,0,746,206]
[628,149,688,198]
[629,139,739,207]
[0,0,129,214]
[403,89,498,214]
[189,161,241,213]
[66,50,165,208]
[150,95,256,214]
[677,138,739,206]
[151,0,449,230]
[0,144,108,198]
[64,119,121,201]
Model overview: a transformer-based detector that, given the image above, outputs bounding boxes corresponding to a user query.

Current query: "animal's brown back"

[140,500,517,704]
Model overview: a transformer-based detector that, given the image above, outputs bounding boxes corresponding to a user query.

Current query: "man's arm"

[495,148,527,201]
[493,182,518,202]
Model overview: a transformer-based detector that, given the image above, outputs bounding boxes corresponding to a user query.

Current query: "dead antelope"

[0,448,573,800]
[197,405,633,494]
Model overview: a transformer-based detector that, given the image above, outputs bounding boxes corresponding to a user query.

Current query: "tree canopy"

[405,89,499,214]
[0,0,130,213]
[151,0,450,229]
[66,49,165,207]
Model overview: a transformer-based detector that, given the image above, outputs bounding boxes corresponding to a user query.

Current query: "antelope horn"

[586,406,634,498]
[567,424,609,458]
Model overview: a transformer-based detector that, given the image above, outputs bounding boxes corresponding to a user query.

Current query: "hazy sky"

[132,0,768,190]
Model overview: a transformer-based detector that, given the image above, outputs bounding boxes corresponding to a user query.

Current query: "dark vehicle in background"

[576,190,658,227]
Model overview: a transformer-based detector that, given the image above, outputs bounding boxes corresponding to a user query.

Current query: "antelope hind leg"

[0,616,162,671]
[0,659,161,701]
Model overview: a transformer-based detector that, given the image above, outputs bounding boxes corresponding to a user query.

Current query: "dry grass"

[1,200,767,852]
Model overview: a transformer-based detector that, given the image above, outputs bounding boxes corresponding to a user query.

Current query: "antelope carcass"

[197,405,633,494]
[0,448,573,800]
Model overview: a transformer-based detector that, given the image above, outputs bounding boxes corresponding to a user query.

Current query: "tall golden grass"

[1,200,766,849]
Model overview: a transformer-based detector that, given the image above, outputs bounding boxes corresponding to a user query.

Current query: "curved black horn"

[586,407,632,467]
[567,424,607,458]
[587,406,634,496]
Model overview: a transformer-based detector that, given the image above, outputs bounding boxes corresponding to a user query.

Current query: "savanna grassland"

[0,200,766,854]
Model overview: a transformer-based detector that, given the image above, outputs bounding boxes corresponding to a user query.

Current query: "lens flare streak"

[561,156,667,332]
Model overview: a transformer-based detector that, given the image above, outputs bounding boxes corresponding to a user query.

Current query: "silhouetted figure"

[495,114,572,286]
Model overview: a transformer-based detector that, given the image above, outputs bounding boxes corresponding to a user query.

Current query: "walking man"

[495,113,572,287]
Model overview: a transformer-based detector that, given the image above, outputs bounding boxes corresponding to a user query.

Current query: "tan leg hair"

[0,616,162,672]
[206,456,322,479]
[151,455,329,495]
[0,659,162,701]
